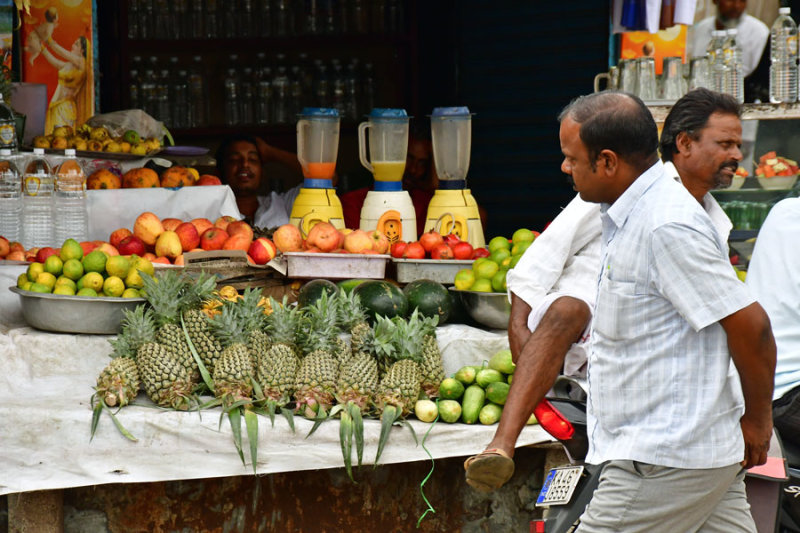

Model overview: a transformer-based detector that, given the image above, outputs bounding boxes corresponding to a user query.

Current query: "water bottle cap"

[33,148,44,155]
[779,7,791,14]
[65,148,76,156]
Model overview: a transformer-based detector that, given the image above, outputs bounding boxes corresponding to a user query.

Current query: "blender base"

[423,189,485,249]
[289,188,346,236]
[359,190,417,244]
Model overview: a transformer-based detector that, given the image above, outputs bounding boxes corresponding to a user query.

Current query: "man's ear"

[675,131,692,155]
[598,149,618,174]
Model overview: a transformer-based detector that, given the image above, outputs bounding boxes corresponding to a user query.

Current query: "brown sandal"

[463,448,515,492]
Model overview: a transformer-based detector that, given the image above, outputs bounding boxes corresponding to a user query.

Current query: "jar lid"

[299,107,339,118]
[368,108,409,120]
[431,106,472,118]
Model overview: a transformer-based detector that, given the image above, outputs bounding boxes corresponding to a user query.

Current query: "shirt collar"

[602,159,665,231]
[663,160,733,241]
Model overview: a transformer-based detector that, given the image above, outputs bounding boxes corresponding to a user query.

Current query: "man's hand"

[740,412,772,469]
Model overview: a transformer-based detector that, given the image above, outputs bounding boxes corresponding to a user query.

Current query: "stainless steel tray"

[9,286,145,334]
[391,258,472,284]
[284,252,389,280]
[450,288,510,330]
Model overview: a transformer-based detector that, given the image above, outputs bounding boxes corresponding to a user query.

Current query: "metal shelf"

[648,102,800,124]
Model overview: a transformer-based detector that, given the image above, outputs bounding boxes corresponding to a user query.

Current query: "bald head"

[559,91,659,173]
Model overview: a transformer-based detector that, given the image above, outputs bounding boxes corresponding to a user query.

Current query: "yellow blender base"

[423,189,485,248]
[289,188,345,236]
[359,190,417,244]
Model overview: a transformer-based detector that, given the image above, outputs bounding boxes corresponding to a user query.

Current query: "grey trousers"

[576,461,756,533]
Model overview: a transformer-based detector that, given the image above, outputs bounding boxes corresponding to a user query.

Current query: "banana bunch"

[32,125,162,155]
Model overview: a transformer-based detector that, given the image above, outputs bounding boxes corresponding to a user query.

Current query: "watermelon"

[354,280,408,321]
[403,279,452,324]
[336,278,369,293]
[297,279,339,308]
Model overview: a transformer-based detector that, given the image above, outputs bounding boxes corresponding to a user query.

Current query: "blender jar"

[296,107,340,182]
[430,106,472,187]
[358,108,409,183]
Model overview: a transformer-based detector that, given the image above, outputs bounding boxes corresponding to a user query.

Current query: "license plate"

[536,465,584,507]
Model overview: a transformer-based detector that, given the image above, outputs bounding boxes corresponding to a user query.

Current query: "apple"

[248,237,278,265]
[109,228,132,249]
[0,236,8,258]
[419,230,444,253]
[402,241,425,259]
[6,250,25,261]
[390,241,407,258]
[118,235,147,256]
[431,243,454,259]
[227,220,254,242]
[443,232,461,246]
[471,247,490,259]
[80,241,98,256]
[343,229,374,254]
[36,247,59,263]
[214,215,237,231]
[196,175,222,186]
[133,212,164,247]
[273,223,304,253]
[155,231,183,259]
[96,242,120,257]
[161,218,183,232]
[369,230,390,254]
[151,256,171,265]
[8,241,25,254]
[222,233,252,251]
[452,241,474,260]
[200,228,229,251]
[174,222,200,252]
[306,221,340,253]
[190,217,214,237]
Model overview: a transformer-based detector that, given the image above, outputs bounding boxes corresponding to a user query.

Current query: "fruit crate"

[390,258,472,285]
[180,250,289,290]
[280,252,389,280]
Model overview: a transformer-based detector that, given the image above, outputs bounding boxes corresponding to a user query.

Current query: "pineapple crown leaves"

[384,311,426,364]
[109,304,157,357]
[237,288,268,332]
[140,270,195,326]
[184,271,218,310]
[209,288,266,347]
[335,290,367,331]
[365,314,399,363]
[298,292,342,355]
[265,296,302,346]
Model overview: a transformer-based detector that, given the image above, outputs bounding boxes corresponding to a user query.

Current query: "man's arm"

[256,137,303,187]
[719,302,776,469]
[508,292,532,364]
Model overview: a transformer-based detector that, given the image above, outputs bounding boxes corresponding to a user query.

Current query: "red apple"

[273,224,304,253]
[36,247,59,263]
[200,228,229,251]
[390,241,408,258]
[174,222,201,252]
[196,174,223,186]
[452,241,474,260]
[402,241,425,259]
[161,218,183,232]
[368,230,390,254]
[306,222,341,253]
[118,235,147,256]
[109,228,132,249]
[431,243,454,259]
[471,247,490,259]
[248,237,278,264]
[80,241,98,256]
[419,230,444,253]
[214,215,236,231]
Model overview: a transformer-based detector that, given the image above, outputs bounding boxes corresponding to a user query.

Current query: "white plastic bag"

[84,109,168,141]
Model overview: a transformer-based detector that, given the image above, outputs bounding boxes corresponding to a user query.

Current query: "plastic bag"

[84,109,169,142]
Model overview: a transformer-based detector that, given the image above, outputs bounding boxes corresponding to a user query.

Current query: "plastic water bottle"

[21,148,54,249]
[710,30,730,95]
[0,92,18,152]
[223,68,241,126]
[770,7,798,104]
[0,149,22,243]
[723,29,744,103]
[53,148,88,245]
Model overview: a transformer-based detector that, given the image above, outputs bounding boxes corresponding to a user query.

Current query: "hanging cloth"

[660,0,675,29]
[620,0,648,31]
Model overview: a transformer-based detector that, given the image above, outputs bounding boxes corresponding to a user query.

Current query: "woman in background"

[42,34,92,133]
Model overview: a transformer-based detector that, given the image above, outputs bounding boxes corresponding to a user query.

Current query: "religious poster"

[0,0,13,70]
[620,24,688,74]
[20,0,96,134]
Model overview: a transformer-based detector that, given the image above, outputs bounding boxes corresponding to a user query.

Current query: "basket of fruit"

[755,151,799,190]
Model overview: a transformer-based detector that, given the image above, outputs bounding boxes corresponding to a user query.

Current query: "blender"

[358,108,416,243]
[423,106,485,248]
[289,107,346,234]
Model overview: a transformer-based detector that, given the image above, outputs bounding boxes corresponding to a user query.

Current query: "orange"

[122,167,160,188]
[87,169,122,190]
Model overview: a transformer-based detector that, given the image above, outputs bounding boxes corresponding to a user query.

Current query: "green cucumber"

[485,381,510,405]
[454,365,477,386]
[479,403,503,425]
[488,349,515,375]
[438,400,462,423]
[438,377,465,400]
[475,368,504,388]
[461,385,485,424]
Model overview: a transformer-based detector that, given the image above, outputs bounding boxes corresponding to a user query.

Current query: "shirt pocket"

[593,277,640,341]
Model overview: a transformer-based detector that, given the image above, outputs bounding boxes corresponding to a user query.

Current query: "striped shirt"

[587,160,754,469]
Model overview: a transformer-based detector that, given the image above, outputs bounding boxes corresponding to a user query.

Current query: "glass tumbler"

[636,57,657,100]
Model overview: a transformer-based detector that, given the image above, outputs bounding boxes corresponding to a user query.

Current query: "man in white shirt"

[464,89,769,507]
[690,0,769,77]
[746,199,800,449]
[215,135,304,229]
[567,91,773,531]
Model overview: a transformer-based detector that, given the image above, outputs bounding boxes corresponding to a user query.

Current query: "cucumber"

[479,403,503,425]
[475,368,504,388]
[414,399,438,422]
[438,377,465,400]
[454,365,477,386]
[461,385,485,424]
[507,374,513,386]
[485,381,510,405]
[438,400,462,423]
[488,349,515,375]
[336,278,369,293]
[526,412,538,425]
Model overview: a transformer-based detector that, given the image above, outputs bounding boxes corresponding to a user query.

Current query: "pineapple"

[95,357,140,407]
[108,305,157,359]
[410,311,444,398]
[335,351,378,412]
[336,289,371,354]
[375,359,421,417]
[213,343,255,407]
[137,341,194,410]
[255,342,299,407]
[183,308,224,376]
[293,349,338,418]
[264,296,303,358]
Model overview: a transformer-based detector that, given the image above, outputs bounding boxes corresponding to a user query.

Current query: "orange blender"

[423,106,485,248]
[358,108,416,243]
[289,107,346,233]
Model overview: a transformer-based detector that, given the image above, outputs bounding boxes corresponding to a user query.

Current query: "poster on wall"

[20,0,97,134]
[620,25,688,74]
[0,0,13,71]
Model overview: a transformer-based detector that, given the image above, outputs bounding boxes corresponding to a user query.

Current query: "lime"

[28,282,52,294]
[474,260,499,280]
[76,287,98,297]
[105,255,131,278]
[491,270,508,292]
[499,256,513,271]
[82,250,107,274]
[453,268,475,291]
[44,255,63,276]
[79,271,104,293]
[510,254,523,268]
[102,275,126,297]
[488,236,511,254]
[62,258,84,281]
[121,288,140,298]
[131,256,155,277]
[511,241,532,256]
[60,238,84,262]
[471,278,493,292]
[55,276,77,291]
[16,273,28,288]
[35,272,57,290]
[489,248,511,265]
[20,281,33,291]
[26,262,44,283]
[472,257,489,272]
[53,285,76,296]
[512,228,536,246]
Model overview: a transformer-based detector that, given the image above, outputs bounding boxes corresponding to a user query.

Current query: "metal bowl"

[9,286,145,334]
[450,288,511,330]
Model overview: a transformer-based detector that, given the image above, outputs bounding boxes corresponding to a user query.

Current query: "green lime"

[62,258,84,281]
[76,287,98,297]
[511,241,532,256]
[453,269,475,291]
[53,285,76,296]
[121,288,140,298]
[55,276,77,291]
[512,228,536,245]
[26,262,44,283]
[471,278,493,292]
[105,255,131,278]
[488,236,511,254]
[28,282,52,294]
[43,255,63,276]
[82,250,107,274]
[491,270,508,292]
[474,260,499,280]
[489,248,511,265]
[16,273,28,288]
[102,276,126,297]
[79,271,104,292]
[35,272,57,290]
[60,238,84,261]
